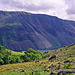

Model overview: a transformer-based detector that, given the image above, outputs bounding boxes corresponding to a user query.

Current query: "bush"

[16,57,22,63]
[0,45,43,65]
[0,59,4,65]
[25,48,43,61]
[21,55,31,62]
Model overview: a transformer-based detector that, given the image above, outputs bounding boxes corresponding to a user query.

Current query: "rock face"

[0,11,75,50]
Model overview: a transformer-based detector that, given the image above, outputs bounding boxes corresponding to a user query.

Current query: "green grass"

[0,72,75,75]
[6,49,25,55]
[0,43,75,75]
[0,72,25,75]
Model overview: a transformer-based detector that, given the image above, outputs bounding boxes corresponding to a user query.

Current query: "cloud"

[66,0,75,14]
[64,0,75,20]
[0,0,59,11]
[0,0,75,21]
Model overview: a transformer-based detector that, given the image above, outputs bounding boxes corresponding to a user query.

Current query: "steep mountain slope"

[0,11,75,50]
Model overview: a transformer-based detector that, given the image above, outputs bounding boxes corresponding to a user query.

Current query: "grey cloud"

[67,8,75,14]
[1,0,75,21]
[19,4,54,11]
[0,0,55,11]
[66,0,75,14]
[0,0,22,8]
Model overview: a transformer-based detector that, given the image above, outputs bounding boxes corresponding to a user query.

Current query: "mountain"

[0,43,75,74]
[0,11,75,50]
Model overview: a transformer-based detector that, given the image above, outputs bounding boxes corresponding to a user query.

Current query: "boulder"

[64,60,72,63]
[41,62,45,64]
[35,60,39,63]
[50,69,75,75]
[49,55,57,60]
[21,70,25,72]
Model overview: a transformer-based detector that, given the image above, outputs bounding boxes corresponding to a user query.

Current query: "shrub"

[0,59,4,65]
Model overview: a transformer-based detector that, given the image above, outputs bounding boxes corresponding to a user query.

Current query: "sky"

[0,0,75,21]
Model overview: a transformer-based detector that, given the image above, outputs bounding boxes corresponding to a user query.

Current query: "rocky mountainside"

[0,11,75,50]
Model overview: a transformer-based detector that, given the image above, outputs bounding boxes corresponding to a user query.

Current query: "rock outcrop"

[50,69,75,75]
[49,55,57,60]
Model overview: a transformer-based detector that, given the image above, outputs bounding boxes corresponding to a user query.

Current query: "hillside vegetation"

[0,11,75,50]
[0,45,43,65]
[0,43,75,75]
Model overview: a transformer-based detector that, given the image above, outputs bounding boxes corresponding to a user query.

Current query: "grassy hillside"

[0,43,75,75]
[6,49,25,55]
